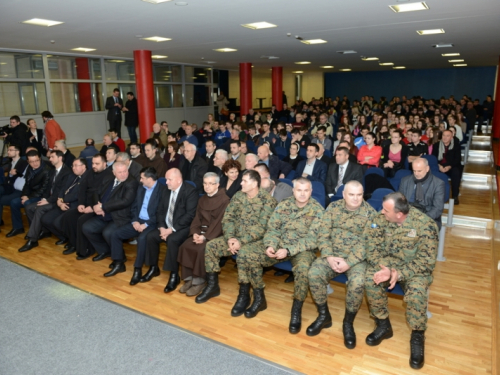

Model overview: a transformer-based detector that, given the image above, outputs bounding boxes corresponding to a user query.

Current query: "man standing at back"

[105,88,123,137]
[41,111,66,153]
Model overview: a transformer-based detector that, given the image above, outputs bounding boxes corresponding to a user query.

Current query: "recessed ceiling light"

[292,71,303,74]
[337,50,357,54]
[454,64,467,67]
[175,2,188,5]
[241,22,277,30]
[192,76,198,79]
[22,18,64,27]
[108,60,126,63]
[197,73,206,76]
[339,69,352,72]
[320,66,334,68]
[442,53,460,56]
[389,2,429,12]
[142,36,171,42]
[152,55,168,59]
[0,63,7,65]
[362,57,379,61]
[301,39,327,45]
[213,48,237,52]
[203,61,216,64]
[295,61,311,65]
[417,29,445,35]
[379,62,394,66]
[142,0,172,3]
[433,44,454,48]
[260,55,279,60]
[448,59,464,63]
[71,47,96,52]
[393,66,406,69]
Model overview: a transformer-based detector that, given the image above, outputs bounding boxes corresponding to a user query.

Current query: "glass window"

[93,83,103,111]
[156,85,172,108]
[0,52,44,79]
[0,82,47,117]
[48,56,78,79]
[184,66,212,83]
[185,84,211,107]
[153,64,182,83]
[105,60,135,81]
[50,83,78,113]
[90,59,102,80]
[173,85,183,107]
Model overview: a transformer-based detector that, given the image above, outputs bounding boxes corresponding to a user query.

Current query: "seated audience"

[311,126,332,152]
[150,122,168,148]
[255,163,293,203]
[316,143,331,165]
[357,132,382,168]
[209,149,228,177]
[325,147,364,198]
[432,129,462,203]
[407,129,428,166]
[178,123,198,147]
[380,129,408,178]
[116,152,142,181]
[99,134,118,156]
[0,145,28,227]
[54,139,75,168]
[282,142,303,170]
[129,142,148,166]
[109,129,125,152]
[143,139,168,178]
[79,139,99,160]
[229,140,246,167]
[295,144,327,184]
[164,141,182,170]
[220,159,242,199]
[179,142,208,194]
[257,145,292,179]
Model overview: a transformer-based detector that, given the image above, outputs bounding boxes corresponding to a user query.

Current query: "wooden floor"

[1,135,496,374]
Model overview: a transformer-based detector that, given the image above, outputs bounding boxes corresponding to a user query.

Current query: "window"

[0,52,44,79]
[0,82,47,117]
[105,60,135,81]
[184,66,211,83]
[154,64,182,83]
[185,85,211,107]
[155,85,172,108]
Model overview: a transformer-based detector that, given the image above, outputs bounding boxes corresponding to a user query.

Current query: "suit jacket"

[156,182,199,232]
[21,162,52,199]
[273,182,293,202]
[178,153,208,193]
[399,173,445,225]
[59,172,86,209]
[26,129,46,156]
[318,155,331,165]
[295,159,327,184]
[78,168,114,207]
[203,153,215,169]
[3,158,28,190]
[264,155,293,180]
[130,181,165,227]
[105,96,124,122]
[325,162,364,196]
[45,164,72,203]
[128,160,142,181]
[99,175,139,227]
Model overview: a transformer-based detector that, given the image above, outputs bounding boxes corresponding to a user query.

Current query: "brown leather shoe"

[186,283,206,297]
[179,280,193,293]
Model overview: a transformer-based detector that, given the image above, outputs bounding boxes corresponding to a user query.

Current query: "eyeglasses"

[203,182,217,186]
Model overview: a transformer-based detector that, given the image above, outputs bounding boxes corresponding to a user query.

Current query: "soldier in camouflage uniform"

[195,170,277,318]
[364,192,438,370]
[237,177,324,332]
[306,181,376,349]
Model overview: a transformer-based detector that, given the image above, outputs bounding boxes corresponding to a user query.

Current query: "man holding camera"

[1,115,28,156]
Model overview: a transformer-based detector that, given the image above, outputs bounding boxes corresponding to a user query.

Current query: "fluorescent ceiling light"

[417,29,445,35]
[152,55,168,59]
[203,61,216,64]
[0,63,7,65]
[379,62,394,66]
[320,66,334,68]
[213,48,237,52]
[301,39,327,45]
[108,60,126,63]
[260,55,279,60]
[175,2,188,5]
[433,44,454,48]
[389,2,429,13]
[393,66,406,69]
[339,69,352,71]
[292,71,303,74]
[71,47,96,52]
[295,61,311,65]
[22,18,64,27]
[362,57,379,61]
[142,36,171,42]
[142,0,172,3]
[448,59,464,63]
[241,22,277,30]
[454,64,467,67]
[442,53,460,56]
[337,50,357,54]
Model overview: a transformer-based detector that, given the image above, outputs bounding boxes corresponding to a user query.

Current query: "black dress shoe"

[64,244,70,249]
[140,266,160,283]
[38,231,52,240]
[130,268,142,286]
[6,228,24,238]
[55,238,68,245]
[0,219,4,226]
[164,272,180,293]
[92,253,110,262]
[104,262,126,277]
[62,246,76,255]
[76,254,91,260]
[24,235,29,240]
[18,240,39,252]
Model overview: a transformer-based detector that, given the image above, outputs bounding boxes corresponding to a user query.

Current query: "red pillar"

[272,67,283,111]
[493,59,500,140]
[75,58,92,112]
[239,63,252,118]
[133,50,156,142]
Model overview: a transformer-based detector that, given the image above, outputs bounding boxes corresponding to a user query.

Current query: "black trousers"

[81,217,118,255]
[109,222,155,265]
[62,209,97,257]
[40,207,66,240]
[445,166,462,198]
[144,227,190,272]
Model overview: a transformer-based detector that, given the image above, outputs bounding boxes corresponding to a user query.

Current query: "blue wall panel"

[324,67,496,102]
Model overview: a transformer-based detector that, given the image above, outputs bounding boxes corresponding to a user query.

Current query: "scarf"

[437,138,454,161]
[413,170,431,202]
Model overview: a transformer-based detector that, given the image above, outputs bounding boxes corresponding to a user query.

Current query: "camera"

[0,124,11,137]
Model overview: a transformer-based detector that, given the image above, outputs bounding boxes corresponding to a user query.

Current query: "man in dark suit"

[123,91,138,144]
[54,139,75,169]
[116,152,142,181]
[81,162,139,262]
[204,140,216,169]
[105,167,165,282]
[325,147,364,198]
[1,115,28,156]
[295,144,327,184]
[19,150,72,250]
[8,150,52,237]
[142,168,199,293]
[105,88,123,137]
[337,141,359,164]
[257,145,292,180]
[178,142,208,194]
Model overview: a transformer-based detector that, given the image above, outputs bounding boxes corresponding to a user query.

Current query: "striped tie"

[336,166,344,193]
[167,191,177,228]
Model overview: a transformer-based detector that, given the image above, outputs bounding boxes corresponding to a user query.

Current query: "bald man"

[257,145,292,179]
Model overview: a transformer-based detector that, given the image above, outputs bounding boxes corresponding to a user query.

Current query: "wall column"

[133,50,156,142]
[272,67,283,110]
[75,58,93,112]
[239,62,252,117]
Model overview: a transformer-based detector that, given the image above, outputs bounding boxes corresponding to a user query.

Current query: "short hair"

[412,157,428,167]
[113,88,120,93]
[85,138,95,146]
[279,129,287,137]
[55,139,67,149]
[222,159,242,174]
[8,144,21,152]
[181,120,189,125]
[167,141,179,153]
[254,163,270,175]
[127,92,134,96]
[108,128,118,134]
[26,150,40,159]
[242,169,261,188]
[140,167,158,180]
[365,132,376,139]
[204,172,220,184]
[112,161,127,171]
[344,180,363,192]
[76,157,87,167]
[293,177,312,189]
[317,126,327,133]
[116,152,130,161]
[336,146,349,155]
[107,145,120,154]
[202,121,210,127]
[411,128,422,136]
[291,128,300,135]
[184,142,197,152]
[144,139,157,149]
[205,139,216,147]
[160,120,168,125]
[10,115,21,122]
[51,150,64,160]
[383,192,410,215]
[215,149,229,160]
[229,140,241,147]
[129,142,141,149]
[308,143,320,153]
[41,111,53,118]
[93,153,106,163]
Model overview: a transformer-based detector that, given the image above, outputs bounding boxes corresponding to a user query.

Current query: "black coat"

[45,164,72,203]
[3,158,29,191]
[432,138,462,169]
[325,162,364,196]
[63,150,76,169]
[130,181,165,227]
[78,168,114,207]
[58,172,86,209]
[156,183,199,231]
[128,160,142,181]
[220,172,242,199]
[265,155,293,180]
[6,123,28,156]
[124,97,139,127]
[99,175,139,227]
[26,129,46,156]
[178,153,208,194]
[21,162,52,199]
[105,96,124,122]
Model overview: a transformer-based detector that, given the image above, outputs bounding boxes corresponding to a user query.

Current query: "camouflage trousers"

[237,244,316,301]
[365,265,432,330]
[308,258,366,312]
[204,236,255,284]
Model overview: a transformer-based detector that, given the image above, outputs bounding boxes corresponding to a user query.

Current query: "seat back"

[433,172,451,202]
[311,181,326,208]
[186,180,196,188]
[364,167,384,178]
[278,178,293,187]
[371,187,394,201]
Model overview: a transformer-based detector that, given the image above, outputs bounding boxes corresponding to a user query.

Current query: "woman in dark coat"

[219,159,242,199]
[282,142,303,171]
[164,141,183,170]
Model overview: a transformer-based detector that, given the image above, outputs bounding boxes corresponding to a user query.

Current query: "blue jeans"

[127,126,138,144]
[10,197,41,229]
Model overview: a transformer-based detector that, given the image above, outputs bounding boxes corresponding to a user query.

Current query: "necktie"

[51,169,59,195]
[336,166,344,192]
[111,179,120,192]
[167,191,177,228]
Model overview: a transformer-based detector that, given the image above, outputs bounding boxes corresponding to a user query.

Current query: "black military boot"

[231,283,251,316]
[244,288,267,318]
[289,299,303,334]
[195,273,220,304]
[342,310,357,349]
[306,302,332,336]
[366,318,393,346]
[409,330,425,369]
